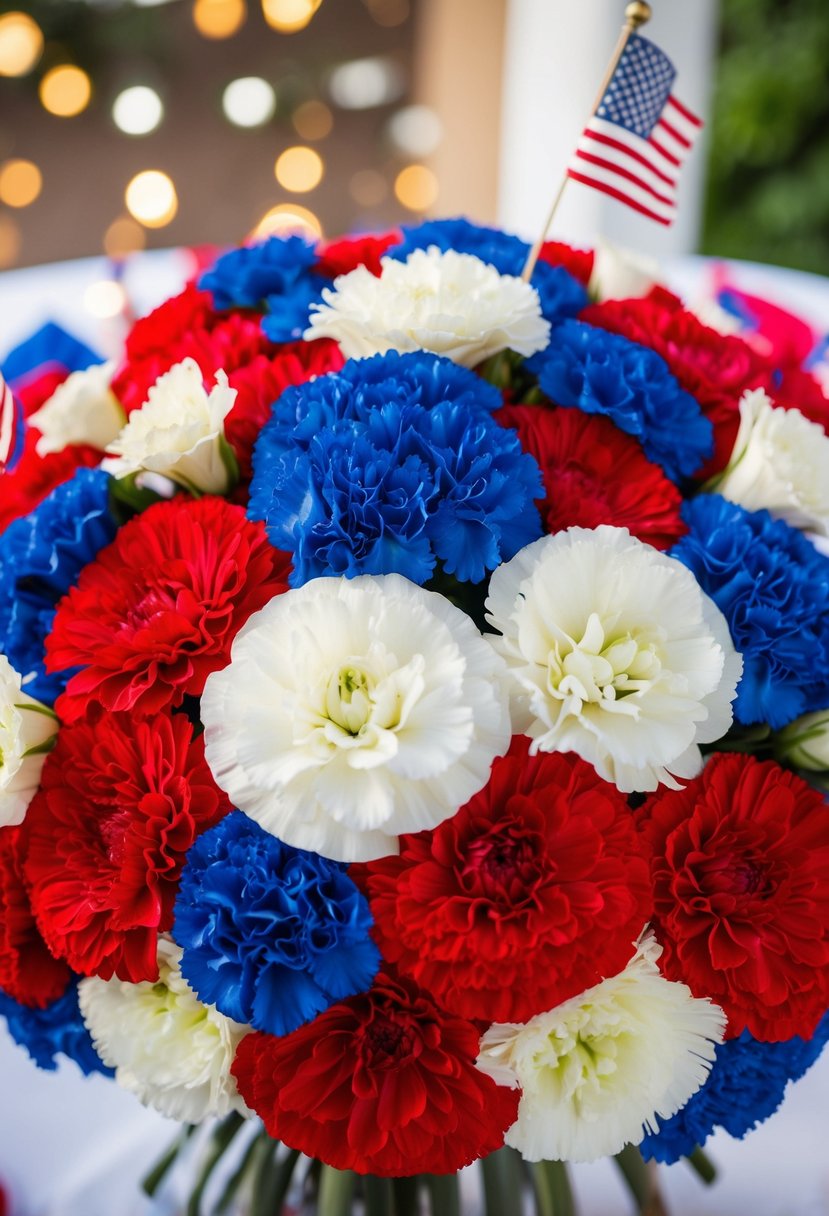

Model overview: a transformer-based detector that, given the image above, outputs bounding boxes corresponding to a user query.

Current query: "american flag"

[0,371,24,473]
[567,32,702,226]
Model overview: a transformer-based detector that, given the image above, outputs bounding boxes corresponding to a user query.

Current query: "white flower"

[774,709,829,771]
[588,239,660,302]
[78,937,249,1124]
[713,387,829,535]
[29,361,124,456]
[486,528,742,793]
[476,935,725,1163]
[101,357,238,495]
[304,246,550,368]
[0,654,58,828]
[201,573,511,862]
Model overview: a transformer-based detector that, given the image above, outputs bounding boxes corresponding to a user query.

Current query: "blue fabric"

[174,812,380,1037]
[672,495,829,729]
[1,322,100,385]
[248,351,542,586]
[0,981,113,1076]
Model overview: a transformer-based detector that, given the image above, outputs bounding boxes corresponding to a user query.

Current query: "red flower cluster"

[358,739,652,1023]
[25,709,228,982]
[315,232,400,279]
[638,752,829,1042]
[232,972,520,1176]
[47,495,291,722]
[0,826,70,1008]
[539,239,594,286]
[496,404,686,551]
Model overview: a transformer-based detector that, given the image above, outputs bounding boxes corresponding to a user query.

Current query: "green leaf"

[140,1124,196,1198]
[185,1113,246,1216]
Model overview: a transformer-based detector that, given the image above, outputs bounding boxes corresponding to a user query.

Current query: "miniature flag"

[0,372,24,473]
[567,33,702,226]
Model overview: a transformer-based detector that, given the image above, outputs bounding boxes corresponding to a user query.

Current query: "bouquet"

[2,218,829,1216]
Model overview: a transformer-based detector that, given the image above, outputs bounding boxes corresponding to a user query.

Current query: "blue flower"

[641,1014,829,1162]
[0,468,117,704]
[0,981,113,1076]
[672,495,829,728]
[248,351,542,586]
[531,320,713,482]
[173,811,380,1037]
[388,217,589,328]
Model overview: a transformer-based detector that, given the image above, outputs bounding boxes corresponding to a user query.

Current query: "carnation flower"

[201,574,511,862]
[671,495,829,727]
[0,656,58,828]
[637,752,829,1042]
[315,231,400,279]
[25,709,229,982]
[641,1015,829,1163]
[102,358,238,495]
[587,239,661,302]
[0,979,113,1076]
[713,387,829,535]
[200,234,328,340]
[774,709,829,770]
[359,736,651,1022]
[174,811,379,1035]
[532,319,712,481]
[486,527,742,792]
[249,351,543,586]
[79,937,249,1123]
[46,496,290,722]
[304,247,551,367]
[0,825,70,1008]
[496,404,686,550]
[232,971,519,1176]
[476,935,725,1162]
[29,361,124,456]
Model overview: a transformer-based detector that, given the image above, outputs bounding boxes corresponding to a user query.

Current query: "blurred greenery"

[702,0,829,273]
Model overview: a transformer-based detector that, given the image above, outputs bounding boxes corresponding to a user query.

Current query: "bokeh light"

[387,105,443,157]
[275,145,324,193]
[253,203,322,240]
[104,216,147,258]
[0,159,42,208]
[261,0,323,33]
[222,77,276,128]
[292,99,333,141]
[328,56,404,110]
[394,163,438,212]
[112,86,164,136]
[0,11,43,78]
[0,215,22,268]
[193,0,246,39]
[83,279,127,319]
[363,0,409,26]
[349,168,387,207]
[39,65,93,118]
[125,169,178,227]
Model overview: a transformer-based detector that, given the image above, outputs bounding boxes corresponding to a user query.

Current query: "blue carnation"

[641,1014,829,1163]
[0,981,113,1076]
[531,319,713,481]
[388,217,589,328]
[173,812,380,1037]
[672,495,829,728]
[248,351,542,586]
[0,468,118,704]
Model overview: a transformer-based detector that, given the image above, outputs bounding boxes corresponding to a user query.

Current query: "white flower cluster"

[29,361,124,456]
[0,654,58,828]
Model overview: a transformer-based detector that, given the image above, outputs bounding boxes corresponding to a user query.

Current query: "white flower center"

[546,612,663,720]
[539,1022,626,1115]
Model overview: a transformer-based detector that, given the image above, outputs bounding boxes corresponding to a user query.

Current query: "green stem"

[186,1113,246,1216]
[391,1175,422,1216]
[685,1146,717,1185]
[424,1173,461,1216]
[481,1147,526,1216]
[214,1130,266,1215]
[531,1160,577,1216]
[141,1125,195,1198]
[613,1146,670,1216]
[318,1165,357,1216]
[364,1176,394,1216]
[252,1146,301,1216]
[247,1136,280,1216]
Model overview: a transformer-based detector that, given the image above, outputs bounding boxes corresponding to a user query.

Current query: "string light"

[261,0,323,33]
[0,159,42,208]
[275,145,324,193]
[112,86,164,136]
[253,203,322,240]
[328,56,404,110]
[0,215,21,269]
[193,0,246,40]
[39,65,92,118]
[291,99,333,141]
[84,280,127,319]
[394,164,438,212]
[0,11,43,77]
[125,170,178,227]
[222,77,276,128]
[104,216,147,258]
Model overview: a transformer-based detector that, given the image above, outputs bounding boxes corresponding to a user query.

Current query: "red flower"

[315,232,401,279]
[637,753,829,1042]
[768,367,829,433]
[46,495,291,722]
[496,404,686,550]
[0,826,70,1008]
[232,972,519,1176]
[24,708,228,982]
[358,739,651,1023]
[539,240,594,286]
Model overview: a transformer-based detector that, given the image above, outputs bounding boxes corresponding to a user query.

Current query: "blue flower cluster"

[249,351,543,586]
[672,495,829,728]
[0,468,117,703]
[388,217,589,328]
[0,982,112,1076]
[641,1014,829,1162]
[174,812,380,1037]
[199,235,327,342]
[531,320,713,482]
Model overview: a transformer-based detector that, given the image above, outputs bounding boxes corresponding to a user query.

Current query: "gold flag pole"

[520,0,653,283]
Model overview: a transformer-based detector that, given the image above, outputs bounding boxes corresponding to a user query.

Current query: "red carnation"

[46,495,291,722]
[357,738,651,1023]
[539,239,594,286]
[24,708,228,982]
[232,972,519,1176]
[315,232,401,279]
[637,752,829,1042]
[496,404,686,551]
[768,367,829,433]
[0,826,70,1008]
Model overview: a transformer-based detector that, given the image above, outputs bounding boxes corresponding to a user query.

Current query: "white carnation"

[486,527,742,793]
[304,246,550,368]
[476,935,725,1163]
[714,387,829,535]
[0,654,58,828]
[774,709,829,771]
[78,937,249,1124]
[201,573,511,862]
[588,239,660,302]
[29,361,124,456]
[102,357,238,495]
